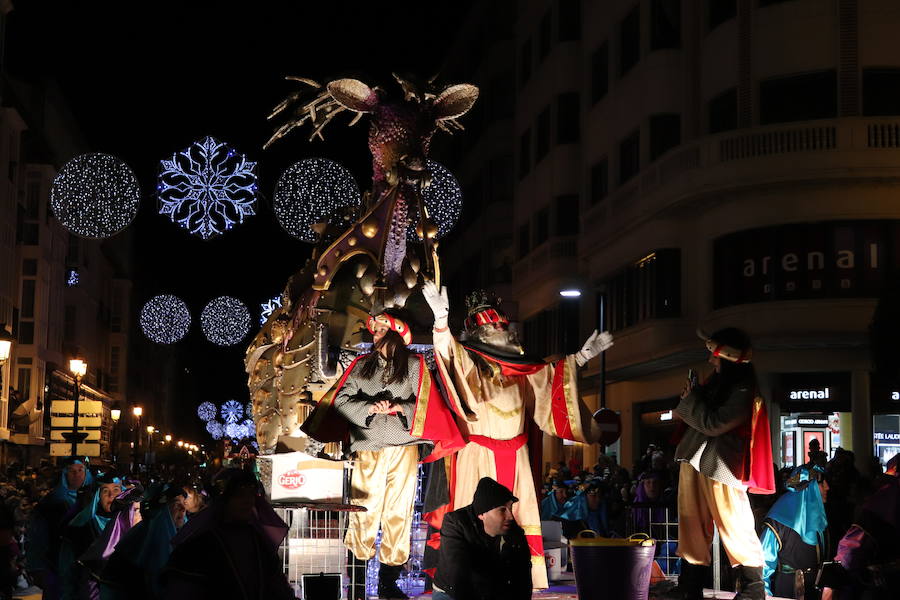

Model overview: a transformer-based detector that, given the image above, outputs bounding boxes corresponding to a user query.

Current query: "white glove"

[422,280,450,330]
[574,330,613,367]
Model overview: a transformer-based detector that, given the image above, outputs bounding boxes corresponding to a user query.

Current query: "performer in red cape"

[301,310,463,600]
[421,281,614,589]
[674,327,774,600]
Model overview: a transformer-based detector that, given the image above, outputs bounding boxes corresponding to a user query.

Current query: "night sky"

[7,1,471,439]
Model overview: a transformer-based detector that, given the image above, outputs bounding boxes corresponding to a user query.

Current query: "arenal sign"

[714,220,900,308]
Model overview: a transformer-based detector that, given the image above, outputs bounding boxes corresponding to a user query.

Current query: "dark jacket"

[433,505,531,600]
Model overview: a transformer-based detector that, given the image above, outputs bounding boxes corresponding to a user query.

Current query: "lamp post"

[110,404,121,465]
[0,326,12,432]
[63,358,88,457]
[132,406,143,470]
[146,425,155,464]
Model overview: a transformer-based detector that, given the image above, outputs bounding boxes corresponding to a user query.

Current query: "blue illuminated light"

[158,136,257,240]
[66,270,80,287]
[221,399,244,424]
[259,295,283,325]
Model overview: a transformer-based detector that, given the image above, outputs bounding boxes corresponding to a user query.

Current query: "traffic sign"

[592,408,622,446]
[50,442,100,457]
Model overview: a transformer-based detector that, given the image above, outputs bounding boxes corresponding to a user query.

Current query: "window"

[863,69,900,116]
[64,305,77,342]
[709,0,736,29]
[524,303,579,358]
[556,93,580,144]
[619,129,640,183]
[590,159,609,205]
[67,234,79,265]
[536,106,551,161]
[619,6,640,76]
[539,10,552,59]
[591,43,609,104]
[558,0,581,42]
[21,223,38,246]
[554,195,579,235]
[26,182,40,219]
[649,113,681,160]
[518,223,531,258]
[519,38,533,86]
[519,129,532,179]
[651,0,680,50]
[20,279,35,319]
[605,248,681,332]
[109,346,120,393]
[488,156,513,204]
[708,88,738,133]
[534,206,550,246]
[17,321,33,345]
[17,368,31,401]
[759,70,837,125]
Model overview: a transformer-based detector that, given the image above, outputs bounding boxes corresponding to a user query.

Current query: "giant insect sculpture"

[246,74,478,454]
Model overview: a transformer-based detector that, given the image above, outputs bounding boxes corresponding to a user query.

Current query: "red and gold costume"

[431,332,601,589]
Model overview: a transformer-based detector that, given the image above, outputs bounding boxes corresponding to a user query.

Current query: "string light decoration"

[50,153,141,239]
[406,160,462,242]
[200,296,250,346]
[197,401,217,422]
[140,295,191,344]
[206,421,224,440]
[259,295,282,325]
[220,399,244,424]
[158,136,258,240]
[272,158,360,242]
[225,422,246,440]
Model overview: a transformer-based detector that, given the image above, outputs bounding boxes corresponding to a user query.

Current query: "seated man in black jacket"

[433,477,532,600]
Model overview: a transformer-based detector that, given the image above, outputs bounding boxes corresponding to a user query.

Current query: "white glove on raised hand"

[421,280,450,330]
[574,330,614,367]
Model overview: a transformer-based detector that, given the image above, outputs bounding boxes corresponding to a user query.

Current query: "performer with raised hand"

[421,280,613,589]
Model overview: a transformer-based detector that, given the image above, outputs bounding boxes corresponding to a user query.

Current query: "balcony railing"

[512,235,578,283]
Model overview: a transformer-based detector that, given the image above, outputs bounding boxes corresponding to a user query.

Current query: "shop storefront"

[775,372,851,467]
[871,381,900,465]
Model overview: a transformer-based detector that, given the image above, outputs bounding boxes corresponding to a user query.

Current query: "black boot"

[733,565,765,600]
[346,553,368,600]
[377,563,409,600]
[672,562,704,600]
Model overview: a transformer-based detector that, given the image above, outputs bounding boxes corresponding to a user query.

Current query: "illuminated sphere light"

[242,418,256,437]
[406,160,462,242]
[50,153,141,239]
[273,158,360,242]
[206,421,224,440]
[260,295,283,326]
[158,136,258,240]
[140,294,191,344]
[225,422,246,440]
[200,296,250,346]
[220,399,244,424]
[197,401,217,422]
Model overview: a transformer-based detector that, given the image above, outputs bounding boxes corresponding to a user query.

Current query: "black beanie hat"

[471,477,518,515]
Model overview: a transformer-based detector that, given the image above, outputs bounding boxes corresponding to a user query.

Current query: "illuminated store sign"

[713,220,900,308]
[777,373,851,411]
[789,388,831,400]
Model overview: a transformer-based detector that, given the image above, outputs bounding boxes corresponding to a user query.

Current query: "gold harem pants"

[676,462,764,567]
[345,445,419,565]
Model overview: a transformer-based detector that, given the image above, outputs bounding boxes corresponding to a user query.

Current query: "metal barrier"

[625,503,680,577]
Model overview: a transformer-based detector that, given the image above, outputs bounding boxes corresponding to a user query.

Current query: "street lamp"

[63,357,88,456]
[132,406,143,471]
[146,425,155,464]
[165,434,172,443]
[110,404,121,466]
[0,326,13,364]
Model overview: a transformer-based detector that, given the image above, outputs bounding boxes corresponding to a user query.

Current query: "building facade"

[445,0,900,476]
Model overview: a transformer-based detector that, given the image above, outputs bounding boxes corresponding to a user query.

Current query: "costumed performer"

[421,281,614,589]
[673,328,775,600]
[759,464,829,599]
[301,310,464,600]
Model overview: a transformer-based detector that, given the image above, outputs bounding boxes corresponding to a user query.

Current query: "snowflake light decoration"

[220,399,244,424]
[140,295,191,344]
[158,136,257,240]
[206,421,224,440]
[245,401,253,416]
[197,402,217,422]
[225,422,246,440]
[407,160,462,242]
[50,153,141,239]
[66,270,80,287]
[260,295,282,326]
[273,158,360,242]
[242,418,256,437]
[201,296,250,346]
